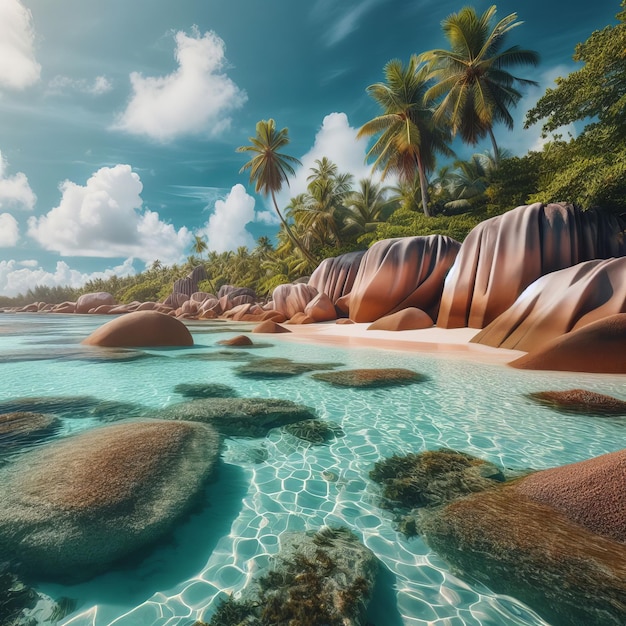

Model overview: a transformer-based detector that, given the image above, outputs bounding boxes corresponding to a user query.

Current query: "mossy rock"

[235,358,341,379]
[179,350,260,363]
[0,411,61,447]
[420,487,626,626]
[528,389,626,416]
[370,449,506,514]
[312,368,426,388]
[154,397,318,437]
[173,383,238,399]
[283,419,344,444]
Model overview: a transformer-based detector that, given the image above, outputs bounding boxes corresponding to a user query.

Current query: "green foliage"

[485,153,541,209]
[117,278,164,304]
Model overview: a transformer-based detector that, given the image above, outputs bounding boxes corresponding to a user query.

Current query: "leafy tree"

[237,119,316,264]
[342,178,396,237]
[358,56,453,216]
[423,5,539,164]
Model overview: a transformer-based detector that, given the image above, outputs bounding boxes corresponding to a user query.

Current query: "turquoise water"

[1,313,624,626]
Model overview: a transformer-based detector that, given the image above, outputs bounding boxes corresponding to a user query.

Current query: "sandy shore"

[273,322,525,365]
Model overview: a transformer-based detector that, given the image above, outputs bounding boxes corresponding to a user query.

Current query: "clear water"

[1,313,624,626]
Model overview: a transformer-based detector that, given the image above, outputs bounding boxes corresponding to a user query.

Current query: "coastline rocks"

[304,292,337,322]
[76,292,115,314]
[509,314,626,373]
[252,320,291,334]
[312,368,426,388]
[528,389,626,416]
[217,334,253,347]
[0,420,220,582]
[271,283,319,319]
[345,236,460,323]
[472,257,626,352]
[82,311,193,347]
[235,357,340,379]
[155,397,317,437]
[308,250,365,304]
[367,308,433,331]
[437,203,626,329]
[164,266,207,308]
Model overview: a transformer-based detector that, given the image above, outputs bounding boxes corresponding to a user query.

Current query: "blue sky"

[0,0,619,296]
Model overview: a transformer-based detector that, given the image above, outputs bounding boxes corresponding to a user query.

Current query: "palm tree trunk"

[488,127,500,167]
[271,191,317,265]
[416,155,431,217]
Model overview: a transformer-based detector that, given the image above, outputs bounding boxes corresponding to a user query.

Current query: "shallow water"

[1,313,624,626]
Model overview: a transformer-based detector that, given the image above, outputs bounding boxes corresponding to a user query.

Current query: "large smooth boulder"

[308,250,366,304]
[344,236,460,323]
[473,257,626,351]
[82,311,193,347]
[437,203,626,329]
[367,307,433,331]
[509,313,626,373]
[272,283,319,318]
[76,292,115,314]
[0,420,220,582]
[304,292,337,322]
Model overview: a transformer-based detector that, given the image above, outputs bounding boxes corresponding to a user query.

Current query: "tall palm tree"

[422,5,539,165]
[358,56,453,216]
[237,119,317,264]
[342,178,395,237]
[192,234,208,257]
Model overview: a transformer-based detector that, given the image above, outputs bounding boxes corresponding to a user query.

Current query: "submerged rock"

[252,320,292,334]
[0,411,60,446]
[312,368,426,388]
[208,527,378,626]
[283,419,344,444]
[0,420,220,582]
[173,382,238,399]
[216,335,253,347]
[83,311,193,348]
[155,397,318,437]
[235,357,340,379]
[528,389,626,416]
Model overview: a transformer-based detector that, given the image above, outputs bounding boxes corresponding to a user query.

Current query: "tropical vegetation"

[2,2,624,307]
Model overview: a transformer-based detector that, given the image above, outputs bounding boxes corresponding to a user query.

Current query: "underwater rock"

[180,350,259,363]
[283,419,344,444]
[528,389,626,416]
[366,307,433,331]
[0,420,220,583]
[76,292,115,314]
[437,203,626,329]
[0,568,38,626]
[312,368,426,388]
[472,257,626,352]
[216,334,253,347]
[173,382,238,399]
[155,397,318,437]
[252,320,292,334]
[207,527,378,626]
[509,313,626,373]
[0,411,60,446]
[83,311,193,348]
[420,486,626,626]
[235,357,340,378]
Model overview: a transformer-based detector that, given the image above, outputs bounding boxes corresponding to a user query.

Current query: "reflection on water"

[0,314,624,626]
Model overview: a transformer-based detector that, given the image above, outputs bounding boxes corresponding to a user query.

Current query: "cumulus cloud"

[48,74,113,96]
[0,213,19,247]
[113,27,247,142]
[0,151,36,211]
[0,258,136,298]
[0,0,41,90]
[27,164,192,264]
[197,184,256,253]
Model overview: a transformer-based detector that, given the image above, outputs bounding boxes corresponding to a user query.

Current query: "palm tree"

[358,56,453,216]
[342,178,395,237]
[237,119,317,264]
[192,234,208,257]
[422,5,539,165]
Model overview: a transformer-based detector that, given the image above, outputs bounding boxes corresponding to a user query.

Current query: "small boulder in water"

[528,389,626,416]
[312,368,426,388]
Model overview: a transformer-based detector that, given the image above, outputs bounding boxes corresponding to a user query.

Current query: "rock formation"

[343,236,460,323]
[367,308,433,331]
[0,420,220,582]
[163,266,207,308]
[307,250,365,304]
[312,368,427,388]
[472,257,626,351]
[437,203,626,329]
[527,389,626,416]
[271,283,319,318]
[76,292,115,314]
[82,311,193,347]
[304,292,337,322]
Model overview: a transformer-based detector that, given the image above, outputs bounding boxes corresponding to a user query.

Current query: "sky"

[0,0,620,296]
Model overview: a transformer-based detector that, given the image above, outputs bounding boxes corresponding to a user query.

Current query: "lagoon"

[1,313,624,626]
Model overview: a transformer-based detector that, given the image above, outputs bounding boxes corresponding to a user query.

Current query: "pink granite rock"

[515,449,626,543]
[473,257,626,351]
[252,320,292,334]
[308,251,365,304]
[347,236,460,323]
[272,283,319,319]
[367,308,433,331]
[51,301,76,314]
[76,292,115,314]
[437,203,626,329]
[304,293,337,322]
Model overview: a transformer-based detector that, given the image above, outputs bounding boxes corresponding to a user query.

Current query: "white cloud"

[0,151,36,211]
[48,74,113,96]
[113,27,247,142]
[311,0,385,46]
[27,164,192,264]
[199,184,256,253]
[0,0,40,90]
[0,213,19,246]
[0,258,136,298]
